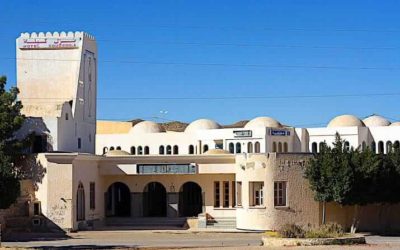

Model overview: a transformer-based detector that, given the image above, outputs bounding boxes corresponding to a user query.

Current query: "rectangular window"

[33,202,41,215]
[78,138,82,149]
[249,182,264,206]
[223,181,229,208]
[274,181,287,207]
[231,181,236,207]
[214,181,220,207]
[90,182,95,210]
[236,181,242,206]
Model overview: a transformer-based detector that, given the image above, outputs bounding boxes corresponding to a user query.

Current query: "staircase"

[104,217,188,230]
[206,217,237,229]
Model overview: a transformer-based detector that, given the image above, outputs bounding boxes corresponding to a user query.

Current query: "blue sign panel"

[137,164,197,174]
[270,130,290,136]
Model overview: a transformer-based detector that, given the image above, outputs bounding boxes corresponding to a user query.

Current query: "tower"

[16,31,97,153]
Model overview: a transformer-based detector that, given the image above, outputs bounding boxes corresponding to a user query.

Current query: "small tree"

[0,76,25,209]
[305,133,353,224]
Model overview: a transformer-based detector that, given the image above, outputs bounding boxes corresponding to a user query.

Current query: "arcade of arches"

[105,181,204,218]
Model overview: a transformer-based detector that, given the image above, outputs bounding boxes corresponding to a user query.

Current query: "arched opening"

[378,141,384,154]
[143,182,167,217]
[138,146,143,155]
[103,147,108,155]
[229,143,234,153]
[179,182,203,217]
[319,142,324,153]
[386,141,393,153]
[106,182,131,217]
[144,146,150,155]
[312,142,317,153]
[394,141,400,149]
[362,141,366,151]
[130,146,136,155]
[283,142,288,153]
[247,142,253,153]
[173,145,179,155]
[255,142,261,153]
[371,141,376,153]
[110,146,115,151]
[278,142,282,153]
[344,141,350,151]
[166,145,172,155]
[77,182,85,221]
[203,144,209,153]
[236,142,241,153]
[272,142,277,152]
[188,145,194,154]
[116,146,121,150]
[159,145,165,155]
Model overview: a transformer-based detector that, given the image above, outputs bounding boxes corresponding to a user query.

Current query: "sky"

[1,0,399,127]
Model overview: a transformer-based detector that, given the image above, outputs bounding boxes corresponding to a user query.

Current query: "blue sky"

[1,0,399,126]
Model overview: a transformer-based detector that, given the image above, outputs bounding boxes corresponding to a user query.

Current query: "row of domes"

[328,114,400,128]
[129,115,399,134]
[129,117,283,134]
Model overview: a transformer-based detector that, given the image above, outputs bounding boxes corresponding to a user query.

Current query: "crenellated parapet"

[19,31,95,41]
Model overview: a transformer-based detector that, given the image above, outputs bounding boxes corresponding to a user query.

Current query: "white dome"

[327,115,365,128]
[130,121,165,134]
[390,122,400,126]
[185,119,221,133]
[362,115,391,127]
[105,150,131,156]
[244,116,282,129]
[203,149,232,155]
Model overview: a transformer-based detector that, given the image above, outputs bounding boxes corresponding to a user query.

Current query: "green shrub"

[305,223,345,238]
[278,224,305,238]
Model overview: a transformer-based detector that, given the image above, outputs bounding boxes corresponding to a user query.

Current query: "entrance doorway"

[179,182,203,217]
[77,182,85,221]
[106,182,131,217]
[143,182,167,217]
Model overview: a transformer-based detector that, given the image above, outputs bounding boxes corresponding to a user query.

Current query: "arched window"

[247,142,253,153]
[312,142,317,153]
[116,146,121,150]
[77,182,85,221]
[283,142,288,153]
[159,145,165,155]
[138,146,143,155]
[394,141,400,149]
[144,146,150,155]
[188,145,194,154]
[278,142,282,153]
[130,146,136,155]
[371,141,376,153]
[110,146,115,151]
[255,142,261,153]
[173,145,179,155]
[272,142,277,152]
[378,141,384,154]
[166,145,172,155]
[229,143,235,153]
[203,145,209,153]
[344,141,350,151]
[361,141,366,151]
[103,147,108,155]
[319,142,324,153]
[235,142,241,153]
[386,141,393,154]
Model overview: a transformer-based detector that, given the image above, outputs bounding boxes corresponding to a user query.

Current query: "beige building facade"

[11,31,400,232]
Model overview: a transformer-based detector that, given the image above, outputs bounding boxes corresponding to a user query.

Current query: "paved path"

[2,231,400,249]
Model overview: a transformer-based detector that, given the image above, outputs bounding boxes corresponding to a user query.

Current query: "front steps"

[104,217,188,229]
[206,217,237,229]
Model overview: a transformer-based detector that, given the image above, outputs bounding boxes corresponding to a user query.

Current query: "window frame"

[274,181,288,207]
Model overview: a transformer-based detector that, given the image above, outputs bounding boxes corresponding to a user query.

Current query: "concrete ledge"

[262,234,366,247]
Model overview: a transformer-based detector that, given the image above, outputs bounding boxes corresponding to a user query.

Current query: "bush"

[278,224,305,238]
[305,223,345,238]
[278,223,345,239]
